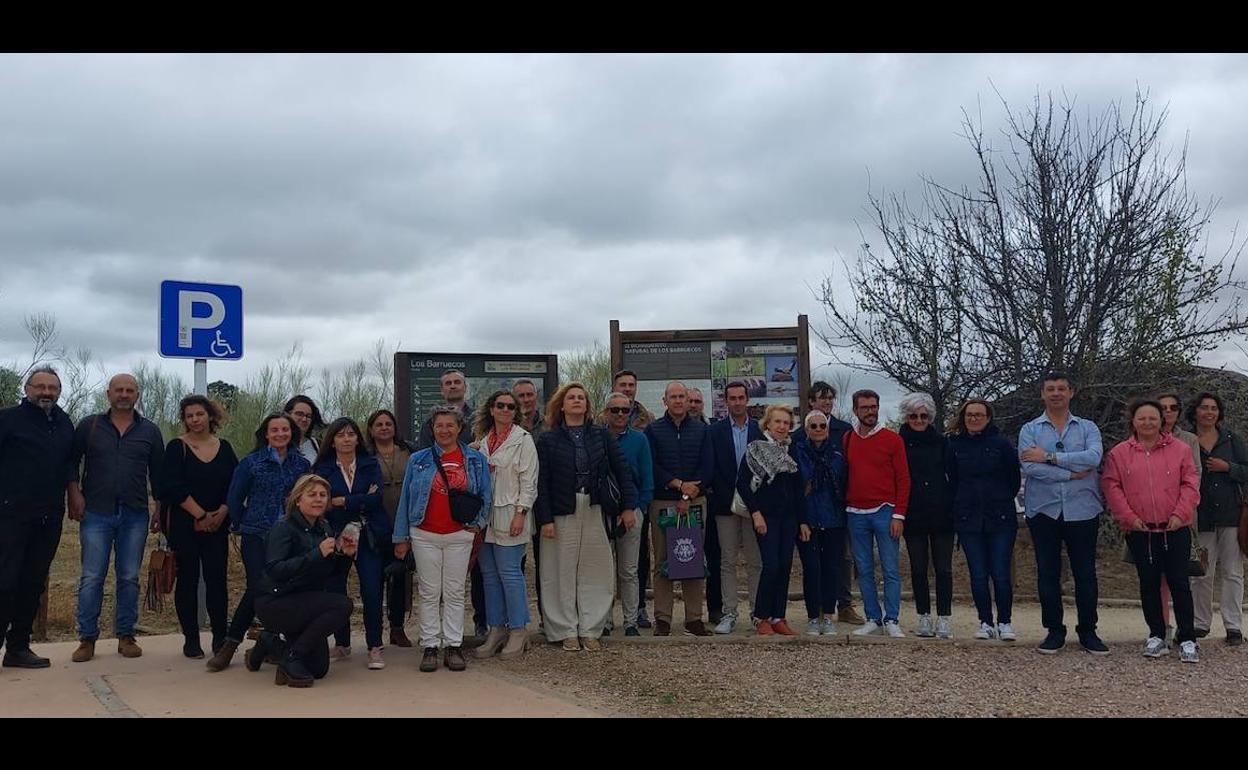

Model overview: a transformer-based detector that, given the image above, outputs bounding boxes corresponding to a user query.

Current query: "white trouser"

[540,494,616,641]
[411,527,476,648]
[1192,527,1244,633]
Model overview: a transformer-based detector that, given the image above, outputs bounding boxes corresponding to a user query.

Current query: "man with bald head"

[0,367,77,668]
[644,381,714,636]
[67,373,164,662]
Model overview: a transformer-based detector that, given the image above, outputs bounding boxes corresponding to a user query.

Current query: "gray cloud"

[2,53,1247,415]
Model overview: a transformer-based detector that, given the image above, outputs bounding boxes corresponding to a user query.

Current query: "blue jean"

[848,507,901,624]
[326,543,384,649]
[959,528,1016,625]
[797,527,845,618]
[478,542,530,629]
[753,512,797,621]
[76,505,149,640]
[226,533,268,643]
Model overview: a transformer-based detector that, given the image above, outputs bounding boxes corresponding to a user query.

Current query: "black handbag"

[436,453,484,525]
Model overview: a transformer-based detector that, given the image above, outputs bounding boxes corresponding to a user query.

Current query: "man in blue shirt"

[707,381,763,634]
[601,392,654,637]
[1018,371,1107,655]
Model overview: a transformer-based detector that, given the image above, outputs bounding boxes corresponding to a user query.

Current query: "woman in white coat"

[471,389,539,659]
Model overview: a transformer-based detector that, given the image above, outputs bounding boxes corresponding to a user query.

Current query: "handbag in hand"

[144,534,177,612]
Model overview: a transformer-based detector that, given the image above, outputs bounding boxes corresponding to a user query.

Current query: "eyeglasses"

[607,407,630,415]
[493,402,517,411]
[965,413,988,420]
[906,413,930,422]
[808,423,828,430]
[291,410,313,419]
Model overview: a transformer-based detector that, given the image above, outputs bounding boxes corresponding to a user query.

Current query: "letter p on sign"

[178,291,225,348]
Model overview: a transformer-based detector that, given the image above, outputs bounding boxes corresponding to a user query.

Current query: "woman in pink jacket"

[1102,399,1201,663]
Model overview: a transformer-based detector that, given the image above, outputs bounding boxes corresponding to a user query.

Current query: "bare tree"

[560,339,612,407]
[819,89,1248,426]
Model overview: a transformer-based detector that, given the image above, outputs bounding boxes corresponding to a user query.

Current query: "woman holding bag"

[535,383,637,652]
[158,395,238,659]
[470,390,539,660]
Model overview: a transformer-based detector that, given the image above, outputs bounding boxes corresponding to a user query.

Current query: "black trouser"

[1127,529,1196,644]
[531,531,545,618]
[705,513,722,618]
[797,526,845,618]
[637,509,651,618]
[0,512,62,652]
[172,530,229,646]
[904,530,955,616]
[226,533,267,642]
[470,559,486,632]
[1028,513,1099,636]
[255,591,351,677]
[383,550,409,628]
[837,534,854,610]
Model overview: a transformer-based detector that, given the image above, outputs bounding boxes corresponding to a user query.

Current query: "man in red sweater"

[843,390,911,638]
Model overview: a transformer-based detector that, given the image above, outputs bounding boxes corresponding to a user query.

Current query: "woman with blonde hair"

[249,474,355,687]
[535,382,637,651]
[737,404,806,636]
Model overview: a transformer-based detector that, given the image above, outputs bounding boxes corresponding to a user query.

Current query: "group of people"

[1,365,1245,688]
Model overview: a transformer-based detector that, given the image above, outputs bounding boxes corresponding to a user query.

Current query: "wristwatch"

[1045,452,1056,464]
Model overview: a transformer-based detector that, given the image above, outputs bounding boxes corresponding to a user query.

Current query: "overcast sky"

[3,53,1247,416]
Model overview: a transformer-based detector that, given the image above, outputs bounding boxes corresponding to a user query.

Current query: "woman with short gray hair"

[897,392,955,638]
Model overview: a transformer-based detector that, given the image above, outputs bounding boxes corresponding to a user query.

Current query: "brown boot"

[71,639,95,663]
[389,627,413,648]
[473,627,508,659]
[206,639,239,672]
[838,605,866,625]
[444,645,467,671]
[499,629,529,660]
[117,635,143,658]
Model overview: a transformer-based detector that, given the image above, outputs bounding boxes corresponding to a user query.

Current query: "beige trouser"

[650,498,707,625]
[716,514,761,619]
[539,493,616,641]
[1193,527,1245,633]
[411,527,475,649]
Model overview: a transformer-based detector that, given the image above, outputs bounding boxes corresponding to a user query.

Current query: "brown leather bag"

[144,535,177,612]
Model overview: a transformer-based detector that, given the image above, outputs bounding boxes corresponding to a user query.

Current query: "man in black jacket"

[644,382,714,636]
[0,367,77,668]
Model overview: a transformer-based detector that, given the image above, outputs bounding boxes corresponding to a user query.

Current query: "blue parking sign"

[159,281,244,360]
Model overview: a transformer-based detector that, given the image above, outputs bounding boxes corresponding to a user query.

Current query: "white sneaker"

[915,614,935,637]
[1143,637,1168,658]
[884,620,905,638]
[852,620,883,636]
[1179,640,1199,663]
[367,647,385,670]
[820,618,838,636]
[935,616,953,639]
[805,619,822,636]
[975,622,998,640]
[996,623,1016,641]
[713,614,736,635]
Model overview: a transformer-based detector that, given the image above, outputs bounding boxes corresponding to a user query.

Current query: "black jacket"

[645,413,713,501]
[899,425,953,533]
[946,424,1020,533]
[534,422,637,526]
[1196,426,1248,531]
[736,442,807,526]
[258,513,351,597]
[707,417,764,516]
[0,399,76,517]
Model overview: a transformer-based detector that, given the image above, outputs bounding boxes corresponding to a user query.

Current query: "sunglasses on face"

[907,413,930,421]
[493,402,517,411]
[607,407,630,415]
[808,423,828,430]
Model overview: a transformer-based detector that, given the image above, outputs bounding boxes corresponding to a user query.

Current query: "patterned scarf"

[746,432,798,492]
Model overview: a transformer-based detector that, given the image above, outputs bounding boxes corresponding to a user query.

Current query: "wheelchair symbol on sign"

[210,330,236,358]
